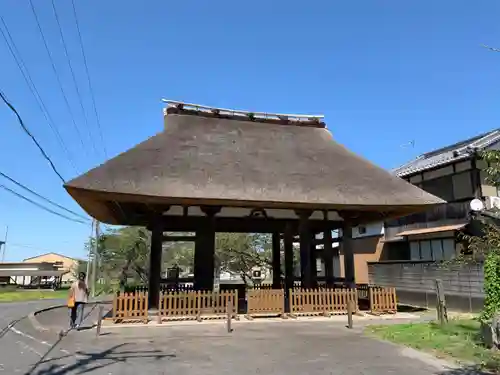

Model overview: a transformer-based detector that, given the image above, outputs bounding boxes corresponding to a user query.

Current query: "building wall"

[23,253,77,283]
[337,235,385,284]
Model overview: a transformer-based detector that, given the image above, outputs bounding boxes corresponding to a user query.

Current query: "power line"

[0,170,90,222]
[0,17,79,175]
[0,91,66,183]
[28,0,89,157]
[0,184,87,224]
[51,0,99,158]
[71,0,108,159]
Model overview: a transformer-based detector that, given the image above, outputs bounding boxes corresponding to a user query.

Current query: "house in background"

[0,262,66,287]
[383,128,500,262]
[315,223,385,284]
[23,252,80,284]
[362,129,500,311]
[328,128,500,285]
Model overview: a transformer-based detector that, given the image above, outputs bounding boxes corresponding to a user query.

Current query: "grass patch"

[0,289,69,302]
[367,319,500,371]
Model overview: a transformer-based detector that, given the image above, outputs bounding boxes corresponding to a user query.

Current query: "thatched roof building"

[65,102,443,227]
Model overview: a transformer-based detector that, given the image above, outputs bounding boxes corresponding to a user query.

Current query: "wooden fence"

[289,288,357,316]
[369,286,397,313]
[246,289,285,317]
[112,291,149,323]
[159,290,238,321]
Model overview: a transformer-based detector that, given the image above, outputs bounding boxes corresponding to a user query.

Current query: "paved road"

[0,302,482,375]
[0,299,66,374]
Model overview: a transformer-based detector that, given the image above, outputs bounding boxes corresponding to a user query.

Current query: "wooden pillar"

[194,206,219,290]
[148,222,163,309]
[284,223,294,293]
[342,220,355,288]
[309,232,318,287]
[298,210,312,288]
[272,232,281,288]
[323,228,334,287]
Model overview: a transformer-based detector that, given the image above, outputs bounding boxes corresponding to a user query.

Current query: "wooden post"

[272,232,281,289]
[194,207,219,290]
[284,223,294,305]
[309,232,318,288]
[347,299,353,329]
[323,224,334,287]
[342,220,355,288]
[298,210,313,288]
[227,299,233,333]
[96,305,104,337]
[148,222,163,309]
[435,279,448,325]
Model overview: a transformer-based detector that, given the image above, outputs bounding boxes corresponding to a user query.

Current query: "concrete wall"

[368,261,484,312]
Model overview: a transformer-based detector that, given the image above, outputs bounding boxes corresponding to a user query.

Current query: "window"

[252,270,262,278]
[410,242,420,260]
[358,226,367,235]
[409,239,456,261]
[420,241,432,260]
[443,239,456,260]
[431,239,444,261]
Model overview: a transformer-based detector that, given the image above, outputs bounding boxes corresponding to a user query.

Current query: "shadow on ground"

[28,343,176,375]
[438,365,495,375]
[397,304,428,313]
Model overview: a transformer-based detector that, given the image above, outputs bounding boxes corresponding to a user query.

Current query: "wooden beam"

[123,206,342,232]
[312,237,342,245]
[162,235,196,242]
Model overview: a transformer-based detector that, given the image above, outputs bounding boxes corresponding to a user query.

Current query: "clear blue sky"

[0,0,499,261]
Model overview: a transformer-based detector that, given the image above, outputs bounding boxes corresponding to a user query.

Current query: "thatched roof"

[65,105,444,225]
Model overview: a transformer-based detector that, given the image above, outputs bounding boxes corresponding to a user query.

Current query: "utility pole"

[91,220,100,298]
[85,220,94,286]
[1,226,8,262]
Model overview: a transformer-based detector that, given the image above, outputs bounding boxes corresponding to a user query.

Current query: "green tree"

[85,226,274,289]
[215,233,272,285]
[463,150,500,321]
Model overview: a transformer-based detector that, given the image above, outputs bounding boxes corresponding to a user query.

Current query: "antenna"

[400,140,415,149]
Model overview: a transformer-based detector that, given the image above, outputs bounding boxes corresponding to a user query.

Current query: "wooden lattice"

[289,288,357,316]
[369,287,397,314]
[112,291,149,323]
[246,289,285,317]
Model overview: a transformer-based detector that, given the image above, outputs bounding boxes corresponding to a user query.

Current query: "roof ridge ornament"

[162,99,325,124]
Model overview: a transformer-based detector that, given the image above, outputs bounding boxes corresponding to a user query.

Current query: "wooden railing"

[246,289,285,317]
[159,290,238,321]
[289,288,357,316]
[112,291,149,323]
[369,287,397,313]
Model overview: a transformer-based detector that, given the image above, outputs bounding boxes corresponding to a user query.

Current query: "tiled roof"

[393,129,500,177]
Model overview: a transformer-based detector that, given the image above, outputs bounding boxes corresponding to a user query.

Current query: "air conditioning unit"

[485,196,500,210]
